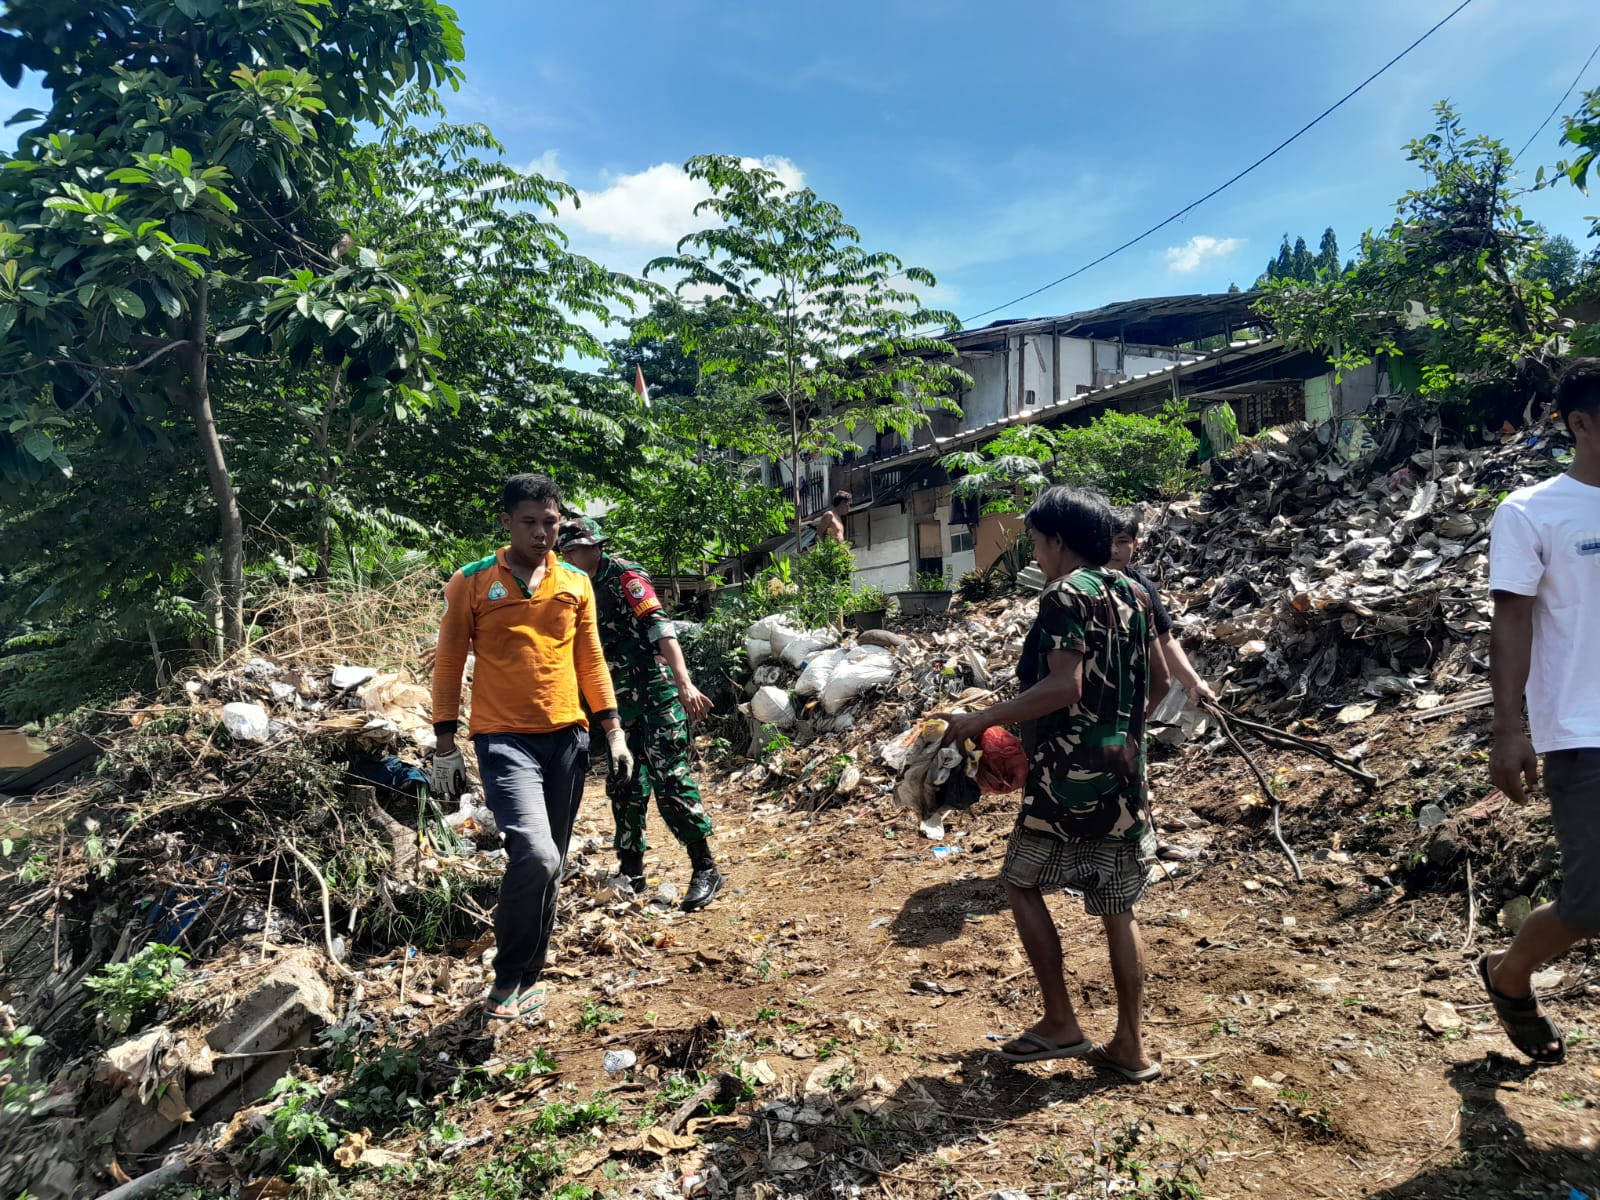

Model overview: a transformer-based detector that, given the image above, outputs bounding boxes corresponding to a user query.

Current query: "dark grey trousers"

[1547,748,1600,933]
[473,728,589,991]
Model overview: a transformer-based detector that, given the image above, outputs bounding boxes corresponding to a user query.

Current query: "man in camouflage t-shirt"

[940,487,1166,1082]
[557,517,723,912]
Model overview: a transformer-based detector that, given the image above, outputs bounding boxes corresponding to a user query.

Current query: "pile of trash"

[1147,418,1567,721]
[723,607,1042,816]
[713,412,1574,896]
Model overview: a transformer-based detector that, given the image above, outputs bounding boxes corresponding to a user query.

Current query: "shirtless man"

[816,491,851,543]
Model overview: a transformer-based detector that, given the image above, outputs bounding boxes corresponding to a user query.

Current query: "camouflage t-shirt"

[591,554,678,708]
[1018,567,1154,844]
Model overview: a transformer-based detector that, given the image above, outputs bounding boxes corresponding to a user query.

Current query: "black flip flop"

[1084,1043,1162,1083]
[996,1030,1093,1063]
[1476,955,1565,1065]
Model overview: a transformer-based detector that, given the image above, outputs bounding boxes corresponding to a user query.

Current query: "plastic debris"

[750,686,796,728]
[330,665,377,690]
[220,702,270,743]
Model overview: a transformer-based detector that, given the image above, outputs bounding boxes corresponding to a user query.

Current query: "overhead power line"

[1514,38,1600,163]
[952,0,1476,328]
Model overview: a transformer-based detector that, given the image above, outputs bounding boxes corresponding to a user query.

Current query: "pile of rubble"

[1150,418,1566,720]
[708,412,1574,897]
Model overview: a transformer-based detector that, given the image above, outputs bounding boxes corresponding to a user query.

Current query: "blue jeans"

[473,728,590,991]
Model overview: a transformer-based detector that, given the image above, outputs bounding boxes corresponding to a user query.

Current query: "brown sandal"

[1477,956,1565,1065]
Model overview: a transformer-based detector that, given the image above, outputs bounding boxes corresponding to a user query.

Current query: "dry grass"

[233,568,442,673]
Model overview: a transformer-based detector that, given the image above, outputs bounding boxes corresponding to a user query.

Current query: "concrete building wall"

[961,352,1010,427]
[849,506,912,592]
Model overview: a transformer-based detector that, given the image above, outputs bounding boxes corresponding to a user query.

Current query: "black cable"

[950,0,1476,328]
[1514,38,1600,163]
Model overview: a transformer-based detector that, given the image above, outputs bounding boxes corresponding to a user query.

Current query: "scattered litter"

[220,702,270,743]
[330,664,378,690]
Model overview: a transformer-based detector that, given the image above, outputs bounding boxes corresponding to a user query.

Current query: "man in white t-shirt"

[1480,358,1600,1065]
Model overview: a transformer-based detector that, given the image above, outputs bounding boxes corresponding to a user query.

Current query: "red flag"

[634,363,650,407]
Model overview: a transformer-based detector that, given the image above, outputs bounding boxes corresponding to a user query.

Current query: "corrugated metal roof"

[877,336,1291,470]
[948,292,1265,350]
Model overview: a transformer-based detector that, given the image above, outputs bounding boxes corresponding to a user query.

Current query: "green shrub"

[1,1025,46,1118]
[83,943,187,1037]
[794,537,855,626]
[1053,406,1197,503]
[254,1076,338,1165]
[846,585,885,613]
[956,570,993,602]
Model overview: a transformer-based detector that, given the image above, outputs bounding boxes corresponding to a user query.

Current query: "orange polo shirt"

[431,548,617,736]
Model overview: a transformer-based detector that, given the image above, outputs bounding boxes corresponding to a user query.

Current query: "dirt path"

[363,707,1597,1200]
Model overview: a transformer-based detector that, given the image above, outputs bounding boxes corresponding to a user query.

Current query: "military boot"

[681,839,723,912]
[618,850,645,897]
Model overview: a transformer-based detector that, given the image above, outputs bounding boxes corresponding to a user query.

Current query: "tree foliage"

[1255,228,1343,286]
[1256,103,1562,403]
[0,0,467,650]
[645,156,969,566]
[942,402,1197,509]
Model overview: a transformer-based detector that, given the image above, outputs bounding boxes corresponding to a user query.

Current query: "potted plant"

[844,585,888,631]
[892,572,953,617]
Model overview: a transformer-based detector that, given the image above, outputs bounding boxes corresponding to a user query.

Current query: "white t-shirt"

[1487,473,1600,753]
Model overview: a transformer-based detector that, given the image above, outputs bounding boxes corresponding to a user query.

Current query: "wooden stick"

[1415,690,1494,722]
[1208,707,1303,882]
[283,839,357,980]
[261,855,279,959]
[52,827,66,971]
[1203,701,1377,786]
[1460,858,1478,953]
[662,1071,745,1135]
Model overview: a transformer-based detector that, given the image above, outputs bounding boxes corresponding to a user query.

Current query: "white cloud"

[523,150,566,182]
[1164,235,1244,274]
[561,156,804,248]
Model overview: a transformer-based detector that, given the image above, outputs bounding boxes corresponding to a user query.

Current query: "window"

[950,528,975,554]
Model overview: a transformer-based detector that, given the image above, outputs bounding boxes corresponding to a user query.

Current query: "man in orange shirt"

[430,474,633,1023]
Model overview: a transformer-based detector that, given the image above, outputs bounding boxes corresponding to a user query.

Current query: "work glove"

[430,749,466,800]
[605,727,634,783]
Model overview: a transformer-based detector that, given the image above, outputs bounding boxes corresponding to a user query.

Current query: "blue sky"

[7,0,1599,330]
[437,0,1600,325]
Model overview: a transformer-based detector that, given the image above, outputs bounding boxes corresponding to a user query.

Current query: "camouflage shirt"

[1018,567,1155,844]
[590,554,678,708]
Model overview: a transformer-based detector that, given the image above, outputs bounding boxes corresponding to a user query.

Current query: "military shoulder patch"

[617,568,663,618]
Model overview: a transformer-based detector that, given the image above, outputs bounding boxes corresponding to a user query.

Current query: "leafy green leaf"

[22,429,54,462]
[107,288,146,319]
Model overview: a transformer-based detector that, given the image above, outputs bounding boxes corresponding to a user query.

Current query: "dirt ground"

[311,698,1600,1200]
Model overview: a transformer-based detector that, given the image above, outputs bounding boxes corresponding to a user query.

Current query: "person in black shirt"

[1109,507,1213,865]
[1108,508,1214,705]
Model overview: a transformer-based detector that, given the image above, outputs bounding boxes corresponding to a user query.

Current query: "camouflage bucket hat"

[557,516,608,549]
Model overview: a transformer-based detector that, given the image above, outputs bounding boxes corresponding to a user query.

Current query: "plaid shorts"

[1002,823,1157,916]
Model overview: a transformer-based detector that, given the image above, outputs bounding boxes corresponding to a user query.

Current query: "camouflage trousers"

[608,687,713,854]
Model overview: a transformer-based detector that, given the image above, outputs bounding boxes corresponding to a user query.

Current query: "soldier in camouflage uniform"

[556,517,723,912]
[938,486,1168,1083]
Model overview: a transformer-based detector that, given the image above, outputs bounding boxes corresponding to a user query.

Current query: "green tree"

[1316,227,1340,276]
[1258,227,1342,285]
[602,453,789,590]
[1522,228,1582,298]
[645,156,969,572]
[1555,84,1600,228]
[1256,103,1561,404]
[941,402,1197,509]
[0,0,465,650]
[221,103,644,580]
[1555,86,1600,349]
